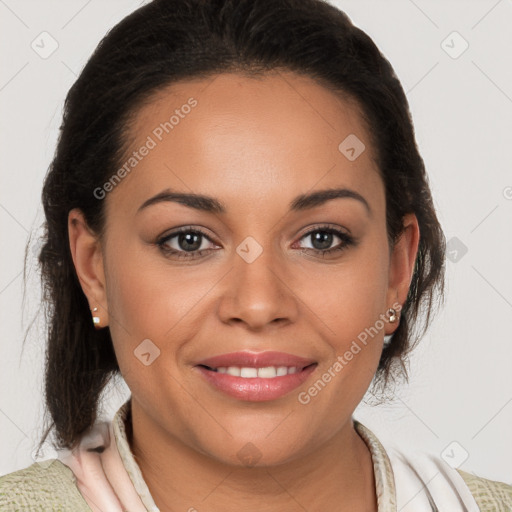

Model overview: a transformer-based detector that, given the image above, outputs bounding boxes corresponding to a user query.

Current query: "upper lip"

[195,351,316,369]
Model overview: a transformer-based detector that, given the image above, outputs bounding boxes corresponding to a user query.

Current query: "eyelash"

[156,224,355,260]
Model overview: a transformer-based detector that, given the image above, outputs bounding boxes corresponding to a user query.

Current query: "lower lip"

[195,364,318,402]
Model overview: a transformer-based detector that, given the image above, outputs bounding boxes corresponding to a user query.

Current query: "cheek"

[105,234,198,331]
[302,238,390,347]
[297,274,388,432]
[103,241,218,372]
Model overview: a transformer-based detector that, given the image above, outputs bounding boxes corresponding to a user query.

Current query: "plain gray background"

[1,0,511,485]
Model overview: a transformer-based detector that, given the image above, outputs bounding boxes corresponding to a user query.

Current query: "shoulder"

[457,468,512,512]
[0,459,91,511]
[354,420,512,511]
[388,445,512,511]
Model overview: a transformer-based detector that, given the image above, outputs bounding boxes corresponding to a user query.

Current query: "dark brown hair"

[30,0,445,453]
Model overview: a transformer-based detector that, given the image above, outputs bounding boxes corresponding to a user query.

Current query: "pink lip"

[194,351,318,402]
[195,351,316,369]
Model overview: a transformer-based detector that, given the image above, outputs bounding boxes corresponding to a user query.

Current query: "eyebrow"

[137,187,371,216]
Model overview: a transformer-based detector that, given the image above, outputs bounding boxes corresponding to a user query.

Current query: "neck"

[128,401,377,512]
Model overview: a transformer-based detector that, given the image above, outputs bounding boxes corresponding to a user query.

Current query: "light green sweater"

[0,460,91,511]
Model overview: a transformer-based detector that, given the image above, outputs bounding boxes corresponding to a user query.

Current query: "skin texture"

[68,71,419,511]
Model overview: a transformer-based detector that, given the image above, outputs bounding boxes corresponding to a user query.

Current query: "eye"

[295,225,355,257]
[157,227,218,260]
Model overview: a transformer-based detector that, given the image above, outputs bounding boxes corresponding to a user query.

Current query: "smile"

[194,351,318,401]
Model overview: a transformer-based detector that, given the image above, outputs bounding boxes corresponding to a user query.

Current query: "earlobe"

[68,208,109,327]
[385,213,420,334]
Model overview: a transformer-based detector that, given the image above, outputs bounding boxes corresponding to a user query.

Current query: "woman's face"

[70,71,418,466]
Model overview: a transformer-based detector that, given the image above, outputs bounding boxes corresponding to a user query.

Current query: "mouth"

[194,352,318,401]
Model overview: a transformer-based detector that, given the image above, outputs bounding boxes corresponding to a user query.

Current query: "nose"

[217,243,300,330]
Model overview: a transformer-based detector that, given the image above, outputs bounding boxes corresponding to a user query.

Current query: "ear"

[384,213,420,335]
[68,208,109,328]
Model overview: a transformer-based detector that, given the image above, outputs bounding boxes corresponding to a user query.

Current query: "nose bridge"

[217,234,298,328]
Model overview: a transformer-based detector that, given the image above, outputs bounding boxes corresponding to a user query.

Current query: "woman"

[1,0,510,510]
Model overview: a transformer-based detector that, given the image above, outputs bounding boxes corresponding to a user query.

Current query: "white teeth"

[215,366,300,378]
[258,366,277,378]
[276,366,288,376]
[240,367,258,378]
[226,366,241,376]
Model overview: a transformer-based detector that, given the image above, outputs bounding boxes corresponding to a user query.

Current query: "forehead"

[106,71,383,218]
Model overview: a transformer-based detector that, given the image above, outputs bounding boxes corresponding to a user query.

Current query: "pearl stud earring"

[92,307,100,326]
[386,308,398,323]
